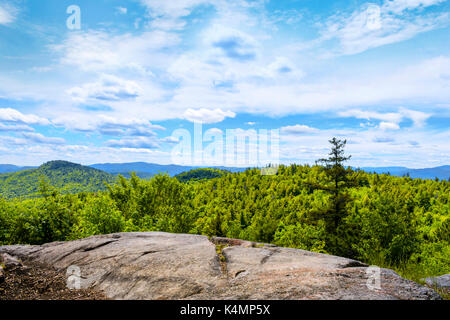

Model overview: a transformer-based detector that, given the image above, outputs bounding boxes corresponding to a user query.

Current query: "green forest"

[0,139,449,288]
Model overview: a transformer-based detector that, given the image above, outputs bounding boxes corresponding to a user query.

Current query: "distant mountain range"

[71,163,450,180]
[1,162,450,182]
[89,162,247,178]
[358,166,450,180]
[0,164,37,174]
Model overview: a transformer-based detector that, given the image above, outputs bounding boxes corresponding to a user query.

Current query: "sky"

[0,0,450,168]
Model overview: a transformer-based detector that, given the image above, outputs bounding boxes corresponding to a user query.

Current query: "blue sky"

[0,0,450,167]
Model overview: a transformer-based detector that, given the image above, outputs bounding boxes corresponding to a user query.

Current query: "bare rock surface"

[0,232,441,300]
[425,274,450,291]
[1,253,23,268]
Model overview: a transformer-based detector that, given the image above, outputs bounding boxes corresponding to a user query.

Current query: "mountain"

[89,162,247,178]
[0,164,36,174]
[0,160,115,198]
[360,165,450,180]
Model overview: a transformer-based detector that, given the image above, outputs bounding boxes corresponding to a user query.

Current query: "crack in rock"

[82,240,118,252]
[260,248,279,265]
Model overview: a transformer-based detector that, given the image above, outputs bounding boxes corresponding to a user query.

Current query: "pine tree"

[316,138,354,254]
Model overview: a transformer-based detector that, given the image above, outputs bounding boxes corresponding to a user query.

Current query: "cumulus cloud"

[183,108,236,123]
[68,75,142,103]
[281,125,319,135]
[0,135,27,146]
[0,108,50,125]
[53,113,166,137]
[0,123,34,132]
[379,121,401,130]
[22,133,65,145]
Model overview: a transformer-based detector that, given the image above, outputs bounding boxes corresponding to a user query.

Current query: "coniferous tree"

[316,138,354,254]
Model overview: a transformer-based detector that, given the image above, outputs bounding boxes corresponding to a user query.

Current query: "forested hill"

[0,161,115,198]
[175,168,229,182]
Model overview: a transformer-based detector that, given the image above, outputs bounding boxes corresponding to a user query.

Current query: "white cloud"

[379,121,401,130]
[183,108,236,123]
[338,109,404,123]
[52,113,165,137]
[339,108,432,129]
[160,136,180,144]
[399,107,432,127]
[22,133,65,145]
[68,75,142,103]
[53,30,180,72]
[116,7,128,15]
[384,0,447,14]
[0,4,17,25]
[140,0,213,30]
[0,123,34,132]
[0,135,27,146]
[278,125,450,168]
[319,0,449,56]
[141,0,212,18]
[0,143,171,166]
[281,125,319,135]
[106,136,160,149]
[0,108,50,125]
[205,128,224,135]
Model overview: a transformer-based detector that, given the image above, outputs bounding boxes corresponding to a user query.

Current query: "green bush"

[70,195,126,239]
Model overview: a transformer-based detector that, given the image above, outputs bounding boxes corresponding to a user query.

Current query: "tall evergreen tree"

[316,138,354,254]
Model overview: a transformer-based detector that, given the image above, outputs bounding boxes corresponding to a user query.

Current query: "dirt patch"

[0,259,109,300]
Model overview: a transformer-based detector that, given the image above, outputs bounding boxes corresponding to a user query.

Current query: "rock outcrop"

[1,253,23,269]
[0,232,441,300]
[424,274,450,291]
